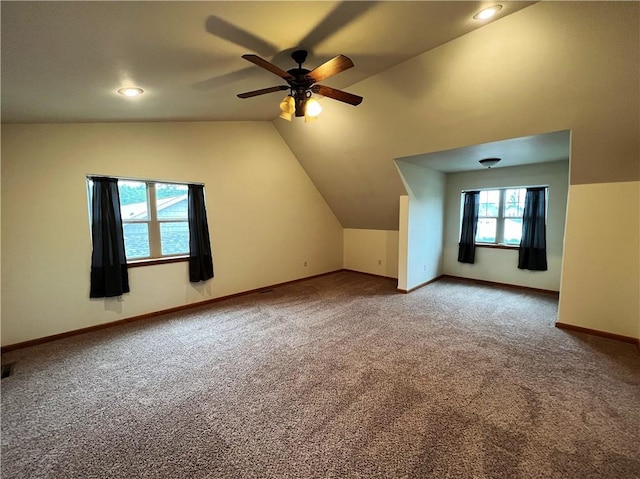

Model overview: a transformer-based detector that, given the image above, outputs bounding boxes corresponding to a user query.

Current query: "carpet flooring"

[2,271,639,478]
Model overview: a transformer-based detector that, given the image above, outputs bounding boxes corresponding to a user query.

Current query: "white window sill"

[127,255,189,268]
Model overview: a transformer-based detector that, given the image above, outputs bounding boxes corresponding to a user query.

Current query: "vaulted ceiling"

[1,1,533,123]
[7,1,606,231]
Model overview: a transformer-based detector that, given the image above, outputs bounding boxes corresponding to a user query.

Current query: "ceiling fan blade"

[237,85,289,98]
[306,55,354,83]
[206,16,278,57]
[241,54,294,81]
[298,2,377,52]
[312,85,363,106]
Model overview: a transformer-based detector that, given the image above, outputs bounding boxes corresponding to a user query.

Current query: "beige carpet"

[2,271,639,478]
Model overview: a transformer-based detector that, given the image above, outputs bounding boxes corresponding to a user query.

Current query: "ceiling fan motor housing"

[284,51,316,117]
[291,49,308,66]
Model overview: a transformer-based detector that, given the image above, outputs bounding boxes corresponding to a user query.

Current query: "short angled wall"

[343,228,399,278]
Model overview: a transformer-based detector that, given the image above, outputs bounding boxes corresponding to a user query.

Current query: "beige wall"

[443,161,569,291]
[343,228,398,279]
[559,181,640,339]
[398,196,409,291]
[395,161,446,291]
[1,122,344,346]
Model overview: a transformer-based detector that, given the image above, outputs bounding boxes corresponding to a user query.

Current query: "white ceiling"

[1,1,534,123]
[397,130,571,173]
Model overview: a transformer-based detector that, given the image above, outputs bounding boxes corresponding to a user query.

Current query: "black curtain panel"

[518,187,548,271]
[89,177,130,298]
[188,184,214,282]
[458,191,480,264]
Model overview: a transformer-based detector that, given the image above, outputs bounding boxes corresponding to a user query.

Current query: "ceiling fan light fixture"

[279,95,295,115]
[473,5,502,20]
[117,87,144,97]
[305,97,322,118]
[479,158,501,168]
[238,50,361,123]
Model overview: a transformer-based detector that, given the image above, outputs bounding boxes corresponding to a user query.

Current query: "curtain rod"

[461,184,548,193]
[86,174,204,187]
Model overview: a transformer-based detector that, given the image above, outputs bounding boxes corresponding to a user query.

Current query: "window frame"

[460,186,548,248]
[475,189,501,244]
[87,176,195,267]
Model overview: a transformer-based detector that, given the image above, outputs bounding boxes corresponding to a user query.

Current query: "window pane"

[123,223,150,258]
[156,184,188,219]
[504,218,523,245]
[478,190,499,217]
[160,222,189,255]
[118,181,148,220]
[476,218,496,243]
[86,179,93,219]
[504,188,526,218]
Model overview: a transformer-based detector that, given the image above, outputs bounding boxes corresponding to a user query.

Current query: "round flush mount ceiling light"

[479,158,501,168]
[117,87,144,97]
[473,5,503,20]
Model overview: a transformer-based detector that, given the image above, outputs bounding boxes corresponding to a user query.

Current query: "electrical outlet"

[378,259,382,265]
[304,261,308,267]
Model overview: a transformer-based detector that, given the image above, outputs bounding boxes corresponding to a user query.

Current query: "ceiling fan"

[236,49,363,120]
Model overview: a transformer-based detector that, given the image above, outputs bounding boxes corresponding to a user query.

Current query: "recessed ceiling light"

[473,5,503,20]
[117,87,144,97]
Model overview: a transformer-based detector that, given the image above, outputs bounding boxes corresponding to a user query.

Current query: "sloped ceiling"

[0,1,533,123]
[5,2,636,232]
[275,1,639,229]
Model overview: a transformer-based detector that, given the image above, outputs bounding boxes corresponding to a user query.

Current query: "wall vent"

[1,362,15,379]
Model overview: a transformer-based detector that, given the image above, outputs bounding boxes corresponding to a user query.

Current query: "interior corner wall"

[558,181,639,339]
[395,161,446,291]
[0,121,344,346]
[443,161,569,291]
[343,229,399,279]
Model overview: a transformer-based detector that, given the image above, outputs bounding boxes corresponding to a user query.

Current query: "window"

[88,178,190,262]
[463,187,545,246]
